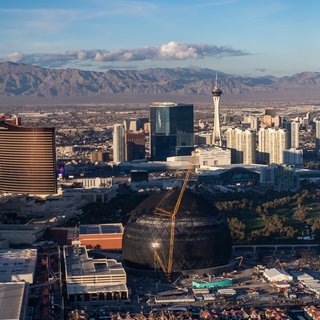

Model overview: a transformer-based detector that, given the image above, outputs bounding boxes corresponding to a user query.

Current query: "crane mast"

[153,159,194,279]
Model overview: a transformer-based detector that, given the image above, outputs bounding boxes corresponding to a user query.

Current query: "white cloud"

[159,41,198,59]
[1,41,249,68]
[5,52,24,62]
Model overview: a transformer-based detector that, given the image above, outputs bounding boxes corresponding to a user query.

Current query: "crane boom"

[152,158,194,280]
[153,250,168,275]
[167,163,193,276]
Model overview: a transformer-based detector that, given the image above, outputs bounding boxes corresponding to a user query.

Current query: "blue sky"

[0,0,319,76]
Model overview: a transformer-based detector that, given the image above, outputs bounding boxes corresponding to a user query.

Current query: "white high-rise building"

[290,121,300,149]
[258,128,289,164]
[283,148,303,166]
[250,116,259,131]
[113,124,126,163]
[226,128,256,164]
[315,120,320,156]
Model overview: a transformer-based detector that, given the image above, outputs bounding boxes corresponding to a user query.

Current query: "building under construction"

[122,189,233,277]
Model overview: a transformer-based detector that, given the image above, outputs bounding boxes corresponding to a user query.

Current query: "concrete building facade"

[226,128,256,164]
[0,249,37,283]
[194,146,231,168]
[258,128,289,164]
[290,121,300,149]
[113,124,126,163]
[78,223,123,250]
[63,245,128,302]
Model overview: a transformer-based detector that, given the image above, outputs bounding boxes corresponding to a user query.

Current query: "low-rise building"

[0,282,29,320]
[63,187,116,203]
[79,224,123,250]
[260,164,299,192]
[0,248,37,283]
[63,245,128,302]
[263,268,293,282]
[0,225,45,245]
[194,146,231,168]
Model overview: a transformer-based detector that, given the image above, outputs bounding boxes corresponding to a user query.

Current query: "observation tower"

[212,75,222,146]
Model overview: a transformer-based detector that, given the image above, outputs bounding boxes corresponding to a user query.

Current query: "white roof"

[0,249,37,283]
[0,282,27,320]
[264,268,293,281]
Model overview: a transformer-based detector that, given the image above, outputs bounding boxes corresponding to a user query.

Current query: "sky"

[0,0,320,77]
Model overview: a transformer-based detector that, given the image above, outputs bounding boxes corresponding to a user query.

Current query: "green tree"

[228,217,246,242]
[294,204,308,222]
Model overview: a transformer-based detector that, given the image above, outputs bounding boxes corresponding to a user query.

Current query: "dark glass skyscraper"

[0,119,57,194]
[150,102,194,161]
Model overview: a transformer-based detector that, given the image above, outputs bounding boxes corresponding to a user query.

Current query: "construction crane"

[235,256,244,269]
[153,158,194,279]
[275,256,285,272]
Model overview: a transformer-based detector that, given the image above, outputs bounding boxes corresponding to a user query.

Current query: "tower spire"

[212,74,222,146]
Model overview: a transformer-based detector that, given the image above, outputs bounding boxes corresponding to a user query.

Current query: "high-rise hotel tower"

[258,127,289,164]
[113,124,126,163]
[212,75,222,146]
[0,115,57,194]
[226,128,256,164]
[150,102,194,161]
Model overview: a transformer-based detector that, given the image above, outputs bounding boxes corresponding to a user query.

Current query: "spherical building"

[122,190,232,275]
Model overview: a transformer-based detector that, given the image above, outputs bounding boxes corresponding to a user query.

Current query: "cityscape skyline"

[0,102,319,318]
[1,0,320,76]
[1,2,320,316]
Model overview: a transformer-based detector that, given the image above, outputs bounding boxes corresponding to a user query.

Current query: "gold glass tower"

[0,121,57,194]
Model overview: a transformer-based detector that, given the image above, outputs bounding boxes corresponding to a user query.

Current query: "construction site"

[122,160,234,280]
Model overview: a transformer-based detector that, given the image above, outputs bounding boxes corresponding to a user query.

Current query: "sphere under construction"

[122,190,233,275]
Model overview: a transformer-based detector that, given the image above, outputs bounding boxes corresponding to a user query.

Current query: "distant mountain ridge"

[0,61,320,97]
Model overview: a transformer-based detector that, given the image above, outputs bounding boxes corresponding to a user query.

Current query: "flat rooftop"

[0,282,28,320]
[0,224,43,231]
[64,245,125,277]
[0,249,37,280]
[79,223,123,235]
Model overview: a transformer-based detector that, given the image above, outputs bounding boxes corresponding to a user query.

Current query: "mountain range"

[1,61,320,99]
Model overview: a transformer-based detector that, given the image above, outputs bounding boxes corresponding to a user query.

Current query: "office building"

[260,164,299,192]
[150,102,194,161]
[81,177,112,189]
[250,116,259,131]
[90,150,109,163]
[284,148,303,166]
[265,107,276,117]
[0,249,37,283]
[194,146,231,168]
[290,121,300,149]
[226,128,256,164]
[63,245,128,302]
[212,75,222,146]
[303,112,310,126]
[126,131,145,161]
[195,133,212,145]
[78,223,123,250]
[0,114,21,126]
[123,118,148,132]
[0,118,57,194]
[316,120,320,157]
[113,124,126,163]
[258,128,289,164]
